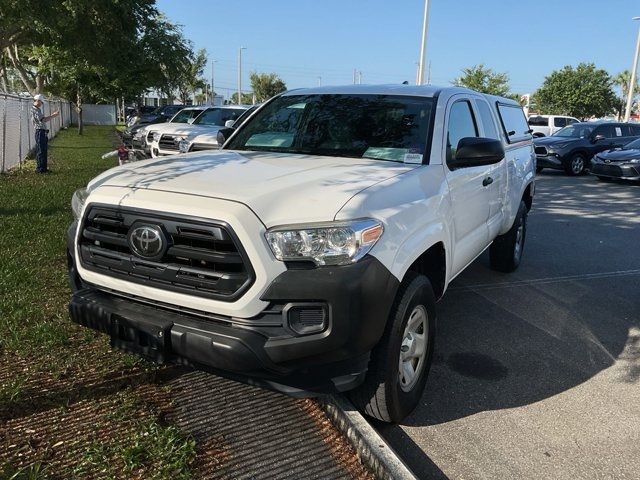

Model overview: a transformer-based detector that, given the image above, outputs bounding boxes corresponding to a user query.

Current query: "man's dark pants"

[35,128,48,172]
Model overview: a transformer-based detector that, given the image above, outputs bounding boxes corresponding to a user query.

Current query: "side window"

[497,103,531,143]
[476,100,500,139]
[447,101,478,163]
[528,116,548,127]
[631,125,640,136]
[567,118,579,125]
[554,117,567,128]
[594,125,614,138]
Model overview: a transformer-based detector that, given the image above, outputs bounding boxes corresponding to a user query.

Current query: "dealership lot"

[377,172,640,479]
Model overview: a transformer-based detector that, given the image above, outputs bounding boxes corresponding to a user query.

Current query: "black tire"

[490,200,527,273]
[564,153,586,176]
[536,166,544,174]
[348,273,436,424]
[597,176,611,182]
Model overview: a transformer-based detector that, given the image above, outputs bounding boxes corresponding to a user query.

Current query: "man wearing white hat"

[31,94,59,173]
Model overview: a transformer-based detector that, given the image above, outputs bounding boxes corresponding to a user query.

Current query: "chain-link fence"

[0,93,72,172]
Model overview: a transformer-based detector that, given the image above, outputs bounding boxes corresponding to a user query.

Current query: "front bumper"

[590,162,640,180]
[67,222,399,395]
[536,154,563,169]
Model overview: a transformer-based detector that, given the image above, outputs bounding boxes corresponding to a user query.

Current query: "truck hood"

[88,150,418,226]
[146,123,222,137]
[533,136,581,147]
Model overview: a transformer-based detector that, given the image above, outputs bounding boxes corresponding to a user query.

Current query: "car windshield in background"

[171,109,197,123]
[553,124,594,138]
[226,94,434,162]
[194,108,245,126]
[623,138,640,150]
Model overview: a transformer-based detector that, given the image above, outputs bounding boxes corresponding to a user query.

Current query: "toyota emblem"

[128,225,165,258]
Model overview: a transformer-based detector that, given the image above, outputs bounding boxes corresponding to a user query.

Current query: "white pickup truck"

[68,85,535,423]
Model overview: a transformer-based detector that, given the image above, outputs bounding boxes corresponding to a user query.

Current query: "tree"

[177,48,207,104]
[613,70,640,118]
[230,92,254,105]
[453,64,511,96]
[533,63,618,119]
[249,72,286,102]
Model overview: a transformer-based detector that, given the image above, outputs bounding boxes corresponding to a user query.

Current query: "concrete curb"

[319,395,417,480]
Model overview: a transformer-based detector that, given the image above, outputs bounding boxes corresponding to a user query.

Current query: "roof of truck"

[281,84,520,106]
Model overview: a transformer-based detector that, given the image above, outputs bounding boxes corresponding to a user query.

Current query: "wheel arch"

[405,242,447,301]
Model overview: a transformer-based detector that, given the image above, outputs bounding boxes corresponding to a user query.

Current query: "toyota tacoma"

[68,85,535,423]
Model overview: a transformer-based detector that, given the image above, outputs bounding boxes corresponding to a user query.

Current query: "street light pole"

[211,60,216,105]
[238,47,246,105]
[624,17,640,122]
[416,0,431,85]
[317,76,322,87]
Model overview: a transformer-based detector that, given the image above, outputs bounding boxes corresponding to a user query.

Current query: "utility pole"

[427,60,432,85]
[317,76,322,86]
[238,47,246,105]
[624,17,640,122]
[416,0,431,85]
[358,71,363,84]
[415,62,420,85]
[211,59,216,105]
[353,68,357,85]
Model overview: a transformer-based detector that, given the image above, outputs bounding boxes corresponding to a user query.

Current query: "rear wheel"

[564,153,586,176]
[349,273,436,423]
[597,176,611,182]
[490,200,527,273]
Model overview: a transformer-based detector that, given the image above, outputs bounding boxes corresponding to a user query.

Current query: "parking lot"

[377,172,640,479]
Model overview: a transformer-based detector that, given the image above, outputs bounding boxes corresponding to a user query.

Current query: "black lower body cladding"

[67,221,399,394]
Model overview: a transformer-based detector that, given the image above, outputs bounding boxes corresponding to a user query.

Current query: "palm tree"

[614,70,640,118]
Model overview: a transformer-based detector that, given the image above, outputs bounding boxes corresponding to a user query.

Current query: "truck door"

[474,98,506,240]
[444,98,492,276]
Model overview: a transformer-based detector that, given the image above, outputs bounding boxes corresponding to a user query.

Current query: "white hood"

[149,122,223,138]
[88,150,419,226]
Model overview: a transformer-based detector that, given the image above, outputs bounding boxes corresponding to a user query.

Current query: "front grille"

[593,164,623,177]
[189,142,217,152]
[159,134,179,151]
[534,146,547,155]
[78,206,255,301]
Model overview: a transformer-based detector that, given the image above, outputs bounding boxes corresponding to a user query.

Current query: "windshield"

[624,138,640,149]
[553,124,593,138]
[226,94,434,162]
[194,108,246,126]
[171,109,198,123]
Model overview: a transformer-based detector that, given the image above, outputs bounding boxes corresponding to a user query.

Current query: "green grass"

[0,126,196,479]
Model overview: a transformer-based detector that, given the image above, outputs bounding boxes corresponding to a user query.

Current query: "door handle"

[482,176,493,187]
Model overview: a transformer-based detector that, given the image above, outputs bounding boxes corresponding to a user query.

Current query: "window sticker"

[615,127,622,137]
[403,153,424,164]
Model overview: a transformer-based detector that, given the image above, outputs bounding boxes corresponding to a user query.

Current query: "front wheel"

[349,273,436,423]
[564,153,586,176]
[490,200,528,273]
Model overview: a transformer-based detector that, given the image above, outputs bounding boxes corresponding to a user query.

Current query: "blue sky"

[156,0,640,98]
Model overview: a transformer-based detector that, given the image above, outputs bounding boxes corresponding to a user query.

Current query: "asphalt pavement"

[376,171,640,480]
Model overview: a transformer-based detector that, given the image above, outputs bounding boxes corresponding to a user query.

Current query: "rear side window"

[554,117,567,128]
[630,125,640,136]
[447,101,478,163]
[528,116,548,127]
[476,100,499,139]
[497,104,531,143]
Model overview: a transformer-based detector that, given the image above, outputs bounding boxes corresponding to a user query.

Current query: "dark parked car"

[591,137,640,182]
[534,122,640,175]
[122,105,187,146]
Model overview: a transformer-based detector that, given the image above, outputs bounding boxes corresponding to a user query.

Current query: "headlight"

[153,132,161,142]
[628,158,640,164]
[265,219,383,266]
[178,139,190,153]
[71,187,89,220]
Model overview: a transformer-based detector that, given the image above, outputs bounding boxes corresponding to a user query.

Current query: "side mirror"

[217,127,235,146]
[448,137,505,169]
[592,134,605,143]
[224,119,236,128]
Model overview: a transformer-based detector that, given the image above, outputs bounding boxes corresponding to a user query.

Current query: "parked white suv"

[68,85,535,423]
[528,114,580,137]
